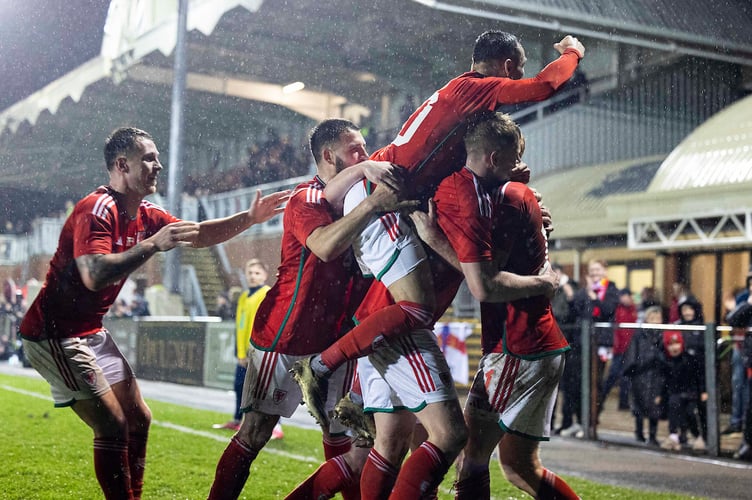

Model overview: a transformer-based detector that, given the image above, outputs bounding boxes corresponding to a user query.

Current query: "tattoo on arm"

[79,243,157,290]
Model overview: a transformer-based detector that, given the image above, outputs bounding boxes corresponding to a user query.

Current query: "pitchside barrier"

[577,320,745,457]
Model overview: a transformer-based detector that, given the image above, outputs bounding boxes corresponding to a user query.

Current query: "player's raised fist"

[554,35,585,59]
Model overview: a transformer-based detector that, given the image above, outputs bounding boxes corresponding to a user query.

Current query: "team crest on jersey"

[82,370,98,387]
[272,389,287,404]
[126,236,135,246]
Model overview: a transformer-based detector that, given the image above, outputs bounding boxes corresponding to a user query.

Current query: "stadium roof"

[1,0,751,203]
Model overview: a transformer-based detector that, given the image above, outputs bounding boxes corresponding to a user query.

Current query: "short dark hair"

[464,111,519,155]
[308,119,360,165]
[472,30,520,64]
[104,127,153,171]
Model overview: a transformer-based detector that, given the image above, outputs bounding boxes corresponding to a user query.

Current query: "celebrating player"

[293,31,584,428]
[207,119,416,500]
[412,112,577,498]
[19,127,289,500]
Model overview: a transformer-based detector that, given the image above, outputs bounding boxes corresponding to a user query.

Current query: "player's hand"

[362,161,405,193]
[509,161,530,184]
[408,198,440,242]
[247,189,290,224]
[368,182,419,213]
[530,188,554,234]
[151,221,201,251]
[554,35,585,59]
[539,262,560,298]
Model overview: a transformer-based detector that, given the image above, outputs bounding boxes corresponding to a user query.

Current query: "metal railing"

[573,320,738,457]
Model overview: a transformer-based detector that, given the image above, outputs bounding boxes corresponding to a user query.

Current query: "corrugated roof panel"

[478,0,752,49]
[530,155,664,238]
[648,94,752,192]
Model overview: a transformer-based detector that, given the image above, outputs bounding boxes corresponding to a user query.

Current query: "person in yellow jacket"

[215,258,278,435]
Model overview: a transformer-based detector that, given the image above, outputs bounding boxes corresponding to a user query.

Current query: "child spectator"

[660,331,707,452]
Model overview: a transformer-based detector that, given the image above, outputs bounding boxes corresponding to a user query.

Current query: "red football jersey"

[251,178,364,355]
[433,167,494,264]
[481,181,569,357]
[20,186,179,340]
[371,50,580,199]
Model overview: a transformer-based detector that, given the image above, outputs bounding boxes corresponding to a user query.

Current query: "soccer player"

[207,119,415,500]
[294,31,585,426]
[18,126,289,500]
[414,113,577,498]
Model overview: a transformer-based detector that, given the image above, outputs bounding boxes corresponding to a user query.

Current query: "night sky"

[0,0,110,111]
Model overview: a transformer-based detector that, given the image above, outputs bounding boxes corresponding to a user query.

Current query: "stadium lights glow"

[282,81,305,94]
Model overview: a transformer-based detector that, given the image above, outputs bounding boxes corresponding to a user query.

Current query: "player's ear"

[116,156,129,172]
[502,58,513,77]
[321,147,335,166]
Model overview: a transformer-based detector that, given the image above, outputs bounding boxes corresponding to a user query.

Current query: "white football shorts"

[240,348,354,434]
[22,329,133,407]
[465,351,565,441]
[358,329,457,412]
[343,179,426,288]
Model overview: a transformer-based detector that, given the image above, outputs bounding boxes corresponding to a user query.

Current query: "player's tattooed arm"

[76,247,157,291]
[76,221,200,291]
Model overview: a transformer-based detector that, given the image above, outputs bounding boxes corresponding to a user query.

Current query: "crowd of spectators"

[0,279,30,363]
[182,131,312,196]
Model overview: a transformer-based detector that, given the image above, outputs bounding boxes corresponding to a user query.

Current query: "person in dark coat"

[674,296,708,441]
[623,305,666,446]
[659,331,706,451]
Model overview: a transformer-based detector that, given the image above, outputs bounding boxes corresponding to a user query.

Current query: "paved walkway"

[3,361,752,498]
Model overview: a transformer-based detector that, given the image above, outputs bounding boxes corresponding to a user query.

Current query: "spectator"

[130,280,150,317]
[660,331,706,452]
[551,264,580,435]
[599,288,638,412]
[637,286,662,323]
[623,305,666,447]
[215,292,234,320]
[675,295,708,441]
[668,281,696,323]
[572,259,619,428]
[726,291,752,460]
[723,280,752,436]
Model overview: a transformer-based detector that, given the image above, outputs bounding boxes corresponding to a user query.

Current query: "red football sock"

[127,432,148,500]
[536,468,579,500]
[454,468,490,499]
[360,449,399,500]
[285,455,357,500]
[323,434,352,460]
[390,441,449,500]
[320,301,432,371]
[207,436,259,500]
[93,437,132,500]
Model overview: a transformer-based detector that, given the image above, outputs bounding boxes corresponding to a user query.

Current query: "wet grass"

[0,373,699,499]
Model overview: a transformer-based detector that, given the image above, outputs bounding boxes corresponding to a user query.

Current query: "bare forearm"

[77,242,158,291]
[485,271,549,302]
[307,198,379,262]
[323,165,369,211]
[417,227,461,272]
[195,212,252,247]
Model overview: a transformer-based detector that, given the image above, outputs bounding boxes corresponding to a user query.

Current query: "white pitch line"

[152,420,320,464]
[1,384,320,464]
